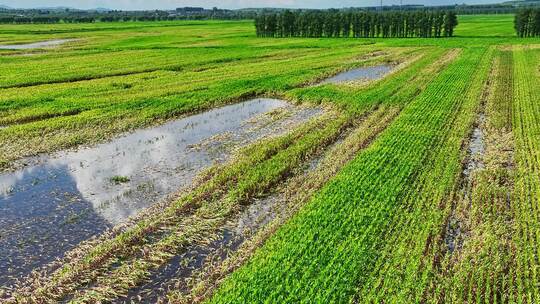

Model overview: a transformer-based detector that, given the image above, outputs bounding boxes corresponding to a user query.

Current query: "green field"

[1,14,540,303]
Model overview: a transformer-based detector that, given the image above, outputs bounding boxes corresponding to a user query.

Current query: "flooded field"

[445,111,486,255]
[118,118,363,302]
[321,64,394,84]
[0,15,536,304]
[120,197,281,302]
[0,39,77,50]
[0,98,320,286]
[464,113,486,177]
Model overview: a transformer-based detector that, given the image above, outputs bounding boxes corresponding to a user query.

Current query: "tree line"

[255,10,459,38]
[515,8,540,37]
[0,9,256,24]
[0,16,190,23]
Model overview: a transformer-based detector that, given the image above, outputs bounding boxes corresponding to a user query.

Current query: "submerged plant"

[110,175,131,184]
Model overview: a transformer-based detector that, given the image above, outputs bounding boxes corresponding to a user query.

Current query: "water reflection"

[0,98,320,286]
[0,39,77,50]
[321,64,394,84]
[0,164,110,287]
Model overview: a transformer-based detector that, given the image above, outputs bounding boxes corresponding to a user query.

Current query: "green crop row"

[431,48,516,303]
[208,47,489,303]
[512,46,540,302]
[356,46,493,303]
[0,44,410,167]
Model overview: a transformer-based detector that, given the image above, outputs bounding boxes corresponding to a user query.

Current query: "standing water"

[0,39,77,50]
[320,64,394,85]
[0,98,320,286]
[445,113,486,254]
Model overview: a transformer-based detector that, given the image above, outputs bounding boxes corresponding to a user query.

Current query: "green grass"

[1,14,540,303]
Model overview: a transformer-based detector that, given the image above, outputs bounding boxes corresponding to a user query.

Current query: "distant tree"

[443,11,458,37]
[267,13,277,37]
[0,16,14,23]
[342,12,352,38]
[282,10,295,37]
[14,17,32,23]
[255,14,264,37]
[516,9,526,37]
[533,10,540,37]
[434,12,444,37]
[514,9,540,37]
[255,10,458,39]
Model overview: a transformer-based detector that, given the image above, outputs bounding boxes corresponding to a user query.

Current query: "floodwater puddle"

[320,64,394,85]
[463,113,486,177]
[120,193,285,302]
[0,98,321,286]
[0,39,77,50]
[119,124,354,302]
[445,113,486,254]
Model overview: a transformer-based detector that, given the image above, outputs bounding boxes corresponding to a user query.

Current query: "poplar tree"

[255,10,459,39]
[514,9,540,37]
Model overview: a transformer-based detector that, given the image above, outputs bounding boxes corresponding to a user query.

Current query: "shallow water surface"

[445,113,486,254]
[464,113,486,176]
[119,131,346,302]
[0,98,320,286]
[321,64,394,84]
[120,187,287,302]
[0,39,76,50]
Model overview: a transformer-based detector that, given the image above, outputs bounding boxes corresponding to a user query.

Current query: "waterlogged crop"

[209,46,491,304]
[0,15,539,303]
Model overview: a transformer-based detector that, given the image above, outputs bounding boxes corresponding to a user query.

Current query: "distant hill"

[34,6,80,11]
[503,0,540,5]
[93,7,112,12]
[0,5,111,11]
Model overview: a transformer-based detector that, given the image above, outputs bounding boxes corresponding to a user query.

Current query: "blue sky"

[2,0,502,10]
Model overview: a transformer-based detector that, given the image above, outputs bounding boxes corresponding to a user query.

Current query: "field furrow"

[208,47,488,303]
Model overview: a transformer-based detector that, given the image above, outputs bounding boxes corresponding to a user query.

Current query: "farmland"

[0,13,539,303]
